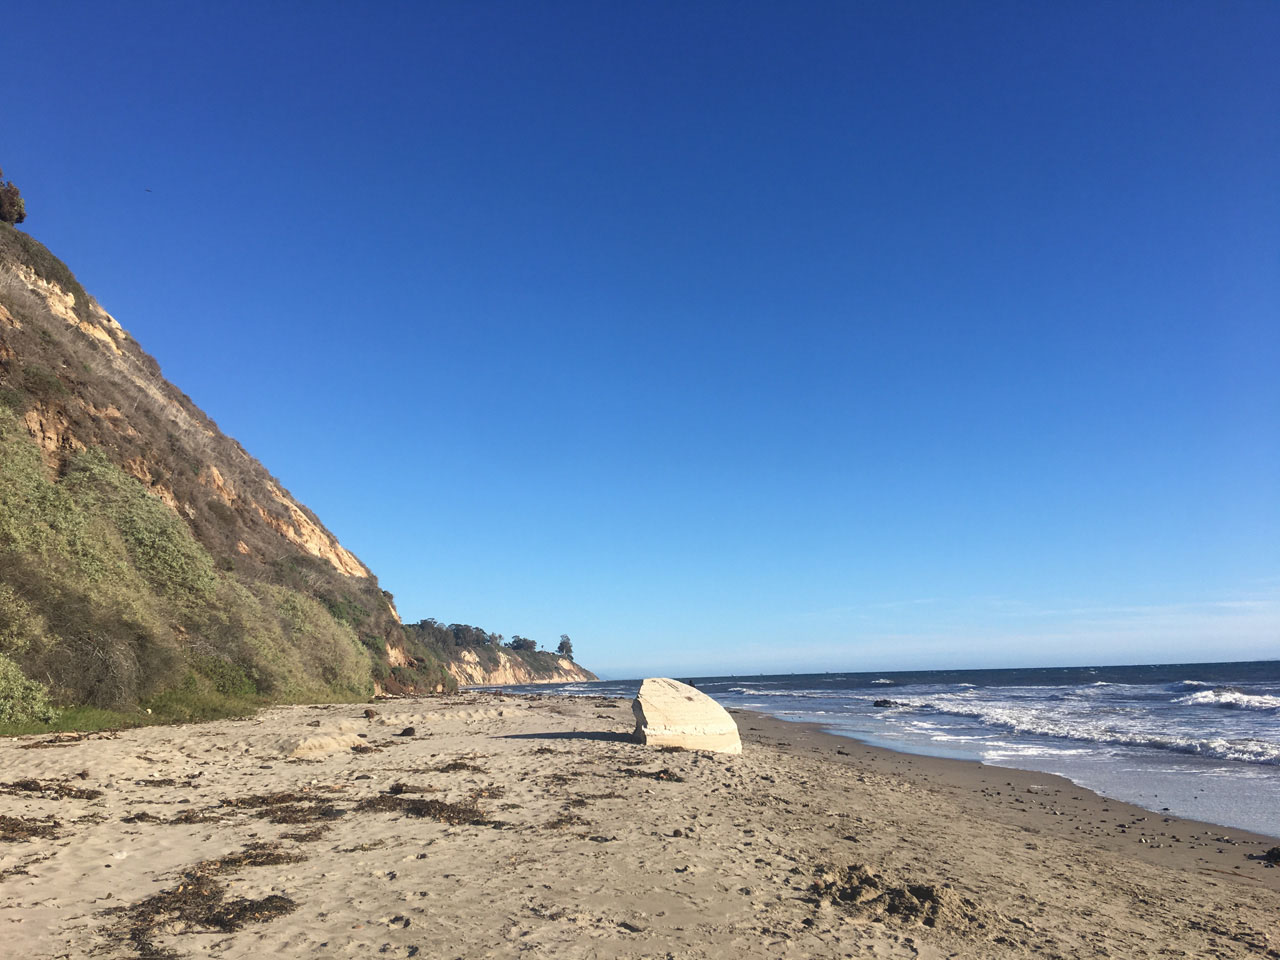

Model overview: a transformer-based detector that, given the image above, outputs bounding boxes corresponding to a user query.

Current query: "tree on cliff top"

[557,635,574,660]
[0,169,26,225]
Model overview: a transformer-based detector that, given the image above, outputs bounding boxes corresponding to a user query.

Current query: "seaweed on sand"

[108,843,304,958]
[122,809,222,825]
[351,794,406,814]
[114,871,297,959]
[257,803,345,824]
[18,730,119,750]
[219,790,345,824]
[354,793,494,825]
[388,781,436,795]
[1,777,103,800]
[616,767,685,782]
[431,759,486,773]
[199,842,307,874]
[0,813,60,842]
[219,791,313,809]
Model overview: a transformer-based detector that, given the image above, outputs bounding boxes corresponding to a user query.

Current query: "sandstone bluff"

[0,223,594,727]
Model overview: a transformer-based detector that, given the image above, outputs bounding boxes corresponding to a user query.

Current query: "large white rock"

[631,678,742,754]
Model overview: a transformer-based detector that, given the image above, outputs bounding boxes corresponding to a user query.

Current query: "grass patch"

[0,706,140,738]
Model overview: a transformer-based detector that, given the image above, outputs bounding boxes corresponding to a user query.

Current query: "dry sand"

[1,692,1277,959]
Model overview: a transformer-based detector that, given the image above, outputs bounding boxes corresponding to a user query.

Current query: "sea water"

[503,660,1280,839]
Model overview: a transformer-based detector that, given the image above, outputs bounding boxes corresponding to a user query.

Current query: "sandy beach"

[2,692,1277,960]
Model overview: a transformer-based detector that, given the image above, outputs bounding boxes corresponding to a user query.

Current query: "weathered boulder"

[631,678,742,754]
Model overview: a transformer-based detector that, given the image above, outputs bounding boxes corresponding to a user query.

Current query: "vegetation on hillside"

[0,221,592,733]
[403,620,585,681]
[0,169,24,226]
[0,225,457,732]
[0,408,382,726]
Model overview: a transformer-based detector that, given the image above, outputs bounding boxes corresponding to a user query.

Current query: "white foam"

[1174,689,1280,712]
[891,695,1280,766]
[1169,679,1214,691]
[983,744,1093,759]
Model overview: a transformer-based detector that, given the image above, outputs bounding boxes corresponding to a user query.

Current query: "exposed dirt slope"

[0,225,454,723]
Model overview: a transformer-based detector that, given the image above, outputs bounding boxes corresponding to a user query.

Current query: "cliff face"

[0,225,453,724]
[0,232,371,582]
[445,648,597,687]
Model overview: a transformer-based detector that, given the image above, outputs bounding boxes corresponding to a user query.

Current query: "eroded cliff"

[0,225,600,725]
[0,225,452,724]
[445,649,598,687]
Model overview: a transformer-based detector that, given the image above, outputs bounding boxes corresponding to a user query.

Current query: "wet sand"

[734,709,1280,890]
[1,692,1277,959]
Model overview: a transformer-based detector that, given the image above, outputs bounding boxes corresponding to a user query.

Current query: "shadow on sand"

[497,731,634,744]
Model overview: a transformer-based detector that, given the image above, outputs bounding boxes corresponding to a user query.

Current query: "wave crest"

[891,697,1280,766]
[1174,689,1280,712]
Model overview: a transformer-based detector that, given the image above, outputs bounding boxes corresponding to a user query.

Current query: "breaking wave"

[1175,689,1280,712]
[895,697,1280,766]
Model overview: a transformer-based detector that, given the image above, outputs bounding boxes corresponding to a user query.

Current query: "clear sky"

[5,1,1277,678]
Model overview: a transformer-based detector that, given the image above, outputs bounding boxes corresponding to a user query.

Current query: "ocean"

[499,659,1280,839]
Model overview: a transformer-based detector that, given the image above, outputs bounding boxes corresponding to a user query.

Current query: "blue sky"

[5,1,1277,678]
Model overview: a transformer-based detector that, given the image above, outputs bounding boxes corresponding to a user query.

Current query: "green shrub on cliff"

[0,407,378,730]
[0,228,460,728]
[61,449,220,609]
[0,652,57,724]
[0,222,90,321]
[0,169,25,226]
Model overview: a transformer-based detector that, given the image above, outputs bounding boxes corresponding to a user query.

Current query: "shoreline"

[2,692,1278,959]
[732,707,1280,882]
